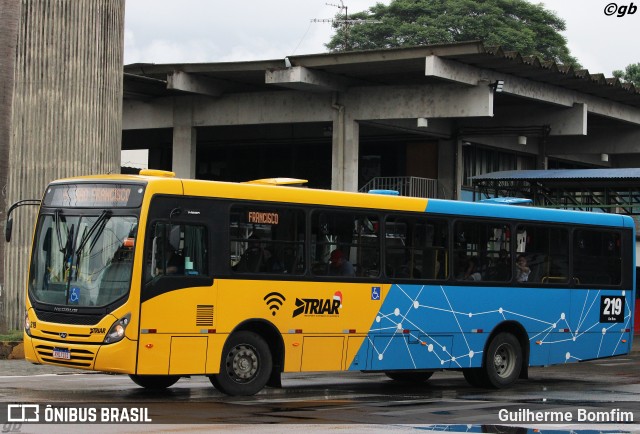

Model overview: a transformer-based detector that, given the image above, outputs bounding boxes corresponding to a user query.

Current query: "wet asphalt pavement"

[0,339,638,432]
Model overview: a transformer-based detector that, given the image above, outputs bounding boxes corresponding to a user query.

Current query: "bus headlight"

[104,313,131,344]
[24,311,31,337]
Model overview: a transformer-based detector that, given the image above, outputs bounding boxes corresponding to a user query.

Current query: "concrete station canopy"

[121,40,640,194]
[123,41,640,104]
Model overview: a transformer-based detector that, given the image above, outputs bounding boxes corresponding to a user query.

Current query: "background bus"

[8,170,635,396]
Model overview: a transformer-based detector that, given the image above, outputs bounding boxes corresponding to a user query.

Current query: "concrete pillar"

[454,140,464,200]
[331,95,359,192]
[331,98,345,191]
[172,98,197,179]
[343,118,360,192]
[3,0,124,331]
[437,139,456,200]
[537,139,548,169]
[0,0,21,333]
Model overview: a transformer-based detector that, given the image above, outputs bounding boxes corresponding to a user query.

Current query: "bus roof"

[51,173,633,228]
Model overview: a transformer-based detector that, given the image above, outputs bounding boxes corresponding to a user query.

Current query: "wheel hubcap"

[227,344,258,382]
[493,343,515,378]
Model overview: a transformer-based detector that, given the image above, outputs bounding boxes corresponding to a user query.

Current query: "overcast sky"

[124,0,638,77]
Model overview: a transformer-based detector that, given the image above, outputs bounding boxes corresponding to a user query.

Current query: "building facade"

[122,42,640,201]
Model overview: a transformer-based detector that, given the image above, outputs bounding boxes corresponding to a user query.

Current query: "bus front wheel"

[210,331,272,396]
[483,332,522,388]
[129,374,180,390]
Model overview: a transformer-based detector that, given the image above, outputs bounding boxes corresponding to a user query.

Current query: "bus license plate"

[52,348,70,360]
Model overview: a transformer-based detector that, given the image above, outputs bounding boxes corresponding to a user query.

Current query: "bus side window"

[517,224,569,285]
[310,210,379,278]
[454,220,510,283]
[145,223,208,280]
[230,206,305,275]
[574,229,621,285]
[385,215,448,280]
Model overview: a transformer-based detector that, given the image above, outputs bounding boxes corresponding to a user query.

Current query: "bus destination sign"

[43,184,145,208]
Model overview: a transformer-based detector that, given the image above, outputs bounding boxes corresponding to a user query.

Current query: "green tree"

[613,63,640,87]
[327,0,579,67]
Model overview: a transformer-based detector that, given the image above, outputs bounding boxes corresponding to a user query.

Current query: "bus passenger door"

[137,220,215,375]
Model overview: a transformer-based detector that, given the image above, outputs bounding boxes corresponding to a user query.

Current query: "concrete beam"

[123,83,494,131]
[347,84,493,119]
[459,103,587,136]
[122,98,173,129]
[536,103,586,135]
[265,66,348,92]
[425,55,482,86]
[193,91,334,125]
[363,118,453,138]
[423,56,640,125]
[547,128,640,154]
[167,71,225,97]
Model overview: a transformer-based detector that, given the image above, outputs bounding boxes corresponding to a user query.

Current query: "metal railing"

[359,176,439,198]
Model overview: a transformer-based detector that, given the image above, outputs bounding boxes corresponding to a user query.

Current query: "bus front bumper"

[24,335,137,374]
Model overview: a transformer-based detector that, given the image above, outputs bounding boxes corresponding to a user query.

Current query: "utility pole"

[311,1,381,51]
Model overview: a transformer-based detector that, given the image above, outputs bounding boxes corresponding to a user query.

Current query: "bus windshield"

[29,212,138,307]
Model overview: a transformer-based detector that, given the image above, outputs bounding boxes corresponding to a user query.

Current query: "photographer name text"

[499,408,634,423]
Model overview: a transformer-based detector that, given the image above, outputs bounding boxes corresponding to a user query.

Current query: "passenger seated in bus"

[154,228,184,275]
[263,247,285,273]
[515,254,531,282]
[485,249,510,281]
[236,235,265,272]
[458,257,481,281]
[156,248,184,275]
[328,249,355,277]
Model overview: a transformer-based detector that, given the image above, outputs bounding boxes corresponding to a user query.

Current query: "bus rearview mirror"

[5,216,13,243]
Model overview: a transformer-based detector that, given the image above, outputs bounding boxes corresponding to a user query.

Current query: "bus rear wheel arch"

[209,330,273,396]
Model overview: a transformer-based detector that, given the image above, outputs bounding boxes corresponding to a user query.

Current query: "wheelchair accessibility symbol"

[371,286,381,301]
[69,287,80,304]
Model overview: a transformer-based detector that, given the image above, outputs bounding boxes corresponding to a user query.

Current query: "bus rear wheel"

[129,374,180,390]
[462,368,487,387]
[385,371,433,382]
[210,331,272,396]
[482,332,522,388]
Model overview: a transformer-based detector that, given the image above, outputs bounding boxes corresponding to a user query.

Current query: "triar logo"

[293,291,342,317]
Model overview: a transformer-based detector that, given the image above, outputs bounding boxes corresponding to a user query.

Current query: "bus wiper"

[54,209,65,254]
[73,210,111,272]
[63,223,75,284]
[75,210,111,256]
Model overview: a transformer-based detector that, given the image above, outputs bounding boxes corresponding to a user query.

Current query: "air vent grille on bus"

[34,309,103,326]
[196,305,214,327]
[35,345,95,368]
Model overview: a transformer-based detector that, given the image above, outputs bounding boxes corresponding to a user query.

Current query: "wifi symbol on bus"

[264,292,286,316]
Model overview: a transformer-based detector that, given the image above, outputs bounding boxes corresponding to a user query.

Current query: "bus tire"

[463,368,488,387]
[385,371,433,382]
[210,331,272,396]
[129,374,180,390]
[483,332,522,388]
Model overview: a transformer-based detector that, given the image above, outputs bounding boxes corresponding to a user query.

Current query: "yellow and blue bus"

[6,170,635,396]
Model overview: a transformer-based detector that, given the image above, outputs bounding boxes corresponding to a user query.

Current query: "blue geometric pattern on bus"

[349,284,633,371]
